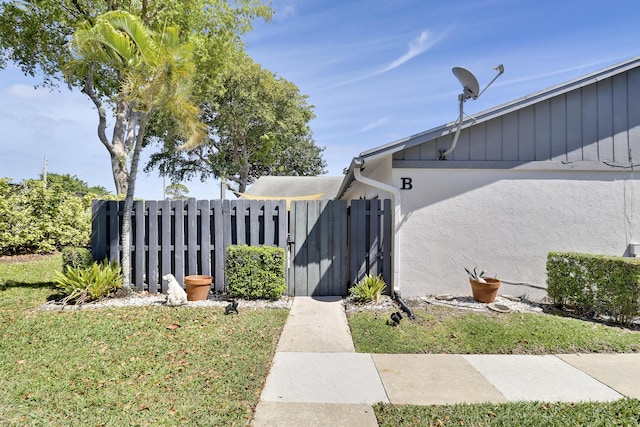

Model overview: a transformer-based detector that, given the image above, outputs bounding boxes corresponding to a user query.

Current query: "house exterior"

[337,57,640,300]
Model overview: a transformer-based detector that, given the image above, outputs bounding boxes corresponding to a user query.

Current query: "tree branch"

[82,63,114,156]
[195,147,213,166]
[140,0,148,24]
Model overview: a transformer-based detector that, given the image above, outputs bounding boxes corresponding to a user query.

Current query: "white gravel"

[39,292,293,311]
[40,291,542,314]
[345,294,545,314]
[420,294,544,313]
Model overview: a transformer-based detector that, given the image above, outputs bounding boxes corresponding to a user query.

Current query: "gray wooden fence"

[91,199,286,293]
[91,198,392,296]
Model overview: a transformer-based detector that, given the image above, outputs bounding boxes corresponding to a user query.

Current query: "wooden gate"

[288,199,392,296]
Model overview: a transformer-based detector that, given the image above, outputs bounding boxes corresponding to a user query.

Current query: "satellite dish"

[452,67,480,100]
[440,64,505,160]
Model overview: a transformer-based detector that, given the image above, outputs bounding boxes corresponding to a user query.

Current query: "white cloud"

[328,29,441,89]
[380,30,435,73]
[361,116,391,132]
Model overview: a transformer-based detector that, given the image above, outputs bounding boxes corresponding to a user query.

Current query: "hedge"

[547,252,640,325]
[0,179,92,255]
[224,245,286,300]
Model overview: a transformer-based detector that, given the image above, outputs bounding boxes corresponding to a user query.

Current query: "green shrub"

[61,247,94,272]
[54,260,123,304]
[0,178,92,255]
[225,245,286,300]
[349,273,386,304]
[547,252,640,325]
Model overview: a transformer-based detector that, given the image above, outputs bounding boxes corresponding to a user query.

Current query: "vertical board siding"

[502,111,519,161]
[612,73,629,163]
[597,78,614,161]
[92,199,286,294]
[518,106,535,160]
[550,96,567,161]
[582,84,599,160]
[534,100,551,161]
[486,117,503,160]
[405,69,640,164]
[628,68,640,158]
[566,89,583,161]
[469,122,487,160]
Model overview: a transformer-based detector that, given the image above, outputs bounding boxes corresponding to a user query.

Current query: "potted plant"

[184,275,213,301]
[465,267,501,303]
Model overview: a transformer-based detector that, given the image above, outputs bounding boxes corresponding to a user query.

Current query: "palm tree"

[66,11,207,289]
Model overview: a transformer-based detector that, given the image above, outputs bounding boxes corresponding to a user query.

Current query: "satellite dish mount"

[439,64,504,160]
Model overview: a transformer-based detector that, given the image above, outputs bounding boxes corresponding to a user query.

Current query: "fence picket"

[214,200,226,292]
[187,199,198,276]
[134,200,145,290]
[147,201,159,293]
[198,200,212,278]
[174,200,185,284]
[159,200,172,292]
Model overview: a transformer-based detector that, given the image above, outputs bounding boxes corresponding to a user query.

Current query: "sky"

[1,0,640,199]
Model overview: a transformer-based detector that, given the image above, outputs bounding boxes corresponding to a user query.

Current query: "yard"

[0,254,288,426]
[347,299,640,426]
[3,255,640,426]
[347,301,640,354]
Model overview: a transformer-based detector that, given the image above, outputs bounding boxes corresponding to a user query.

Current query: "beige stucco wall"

[392,167,640,299]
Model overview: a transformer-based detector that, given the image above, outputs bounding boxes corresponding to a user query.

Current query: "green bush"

[0,178,92,255]
[547,252,640,325]
[349,273,386,304]
[225,245,286,300]
[54,260,123,304]
[62,247,94,272]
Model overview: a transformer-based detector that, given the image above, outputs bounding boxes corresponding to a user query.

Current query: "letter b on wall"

[401,177,413,190]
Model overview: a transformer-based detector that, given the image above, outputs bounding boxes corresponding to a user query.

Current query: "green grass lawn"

[349,304,640,425]
[0,254,288,426]
[374,399,640,427]
[348,305,640,354]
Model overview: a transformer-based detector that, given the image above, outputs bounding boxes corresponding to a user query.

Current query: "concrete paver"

[252,402,378,427]
[276,296,355,352]
[373,354,507,405]
[260,352,389,404]
[558,353,640,399]
[252,297,636,426]
[463,355,623,402]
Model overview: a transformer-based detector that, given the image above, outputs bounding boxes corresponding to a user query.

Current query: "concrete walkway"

[251,297,640,426]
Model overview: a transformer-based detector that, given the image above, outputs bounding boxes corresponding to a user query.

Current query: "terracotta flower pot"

[184,275,213,301]
[469,278,501,303]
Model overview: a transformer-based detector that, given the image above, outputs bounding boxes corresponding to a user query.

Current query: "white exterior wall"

[393,167,640,300]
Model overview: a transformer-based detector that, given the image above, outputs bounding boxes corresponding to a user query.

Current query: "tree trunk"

[120,113,149,290]
[110,149,129,195]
